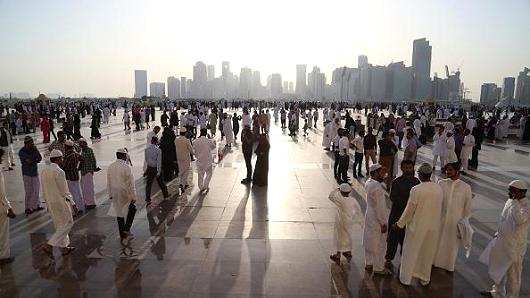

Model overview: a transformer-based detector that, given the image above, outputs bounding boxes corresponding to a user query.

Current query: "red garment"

[41,118,50,143]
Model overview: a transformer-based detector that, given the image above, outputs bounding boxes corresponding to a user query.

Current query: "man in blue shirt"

[144,136,169,204]
[18,136,43,215]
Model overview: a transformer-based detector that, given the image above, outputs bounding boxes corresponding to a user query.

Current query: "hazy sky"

[1,0,529,100]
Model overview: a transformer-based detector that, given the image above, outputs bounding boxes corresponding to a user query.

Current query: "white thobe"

[329,189,358,252]
[0,173,12,258]
[434,179,472,271]
[396,181,443,285]
[413,119,422,137]
[40,163,75,247]
[146,130,158,144]
[363,178,388,271]
[461,135,475,171]
[107,159,136,218]
[223,117,234,145]
[432,132,448,168]
[242,114,251,127]
[175,136,193,186]
[322,122,332,148]
[446,136,458,164]
[193,137,216,190]
[481,197,530,298]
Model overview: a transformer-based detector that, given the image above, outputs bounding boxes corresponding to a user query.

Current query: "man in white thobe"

[41,149,77,258]
[107,148,137,240]
[0,149,16,264]
[434,162,473,272]
[363,164,391,275]
[146,126,160,145]
[193,129,216,193]
[432,126,448,171]
[175,128,193,192]
[461,128,475,174]
[395,163,443,286]
[480,180,529,298]
[329,183,358,264]
[222,114,234,147]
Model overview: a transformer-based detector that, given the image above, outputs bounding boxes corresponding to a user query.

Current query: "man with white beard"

[394,163,443,286]
[41,149,77,258]
[434,162,473,272]
[193,129,216,193]
[363,164,391,275]
[329,183,358,264]
[480,180,529,298]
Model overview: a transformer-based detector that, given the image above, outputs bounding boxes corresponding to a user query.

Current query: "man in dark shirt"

[385,160,420,269]
[363,127,377,175]
[241,125,254,184]
[62,140,84,213]
[18,136,43,214]
[378,132,398,188]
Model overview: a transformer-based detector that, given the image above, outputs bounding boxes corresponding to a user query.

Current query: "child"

[303,119,308,137]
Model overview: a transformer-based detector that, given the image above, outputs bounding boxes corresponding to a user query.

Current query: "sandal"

[329,253,341,264]
[61,246,76,256]
[42,245,55,260]
[342,252,352,262]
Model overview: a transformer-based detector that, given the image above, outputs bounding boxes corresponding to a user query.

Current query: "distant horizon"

[1,0,529,101]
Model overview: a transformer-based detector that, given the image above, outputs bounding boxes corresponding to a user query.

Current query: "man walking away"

[108,148,137,240]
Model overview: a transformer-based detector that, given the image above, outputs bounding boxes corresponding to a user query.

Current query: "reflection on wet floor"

[1,109,530,297]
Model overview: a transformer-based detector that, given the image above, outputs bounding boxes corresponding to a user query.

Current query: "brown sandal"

[342,252,352,262]
[61,247,76,256]
[329,253,341,264]
[42,245,55,260]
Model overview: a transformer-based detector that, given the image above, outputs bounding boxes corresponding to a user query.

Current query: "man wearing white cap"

[395,163,443,286]
[41,149,77,258]
[363,163,391,275]
[329,183,359,264]
[107,148,137,239]
[175,127,193,193]
[480,180,529,298]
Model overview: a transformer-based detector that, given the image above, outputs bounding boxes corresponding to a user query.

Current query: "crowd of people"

[0,98,529,297]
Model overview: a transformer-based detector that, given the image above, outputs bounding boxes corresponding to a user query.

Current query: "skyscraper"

[411,38,432,99]
[270,74,283,98]
[239,67,252,98]
[207,65,215,81]
[222,61,230,79]
[502,77,515,100]
[370,65,387,101]
[251,70,262,98]
[386,62,412,101]
[358,55,368,68]
[167,76,181,100]
[193,61,207,98]
[295,64,307,97]
[308,66,326,100]
[515,67,530,106]
[149,82,165,98]
[180,77,187,98]
[134,70,148,98]
[480,83,499,105]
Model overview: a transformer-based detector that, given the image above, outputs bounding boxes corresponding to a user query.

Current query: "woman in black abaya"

[252,134,270,187]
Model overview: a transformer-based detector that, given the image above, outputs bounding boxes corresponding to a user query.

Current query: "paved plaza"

[1,109,529,298]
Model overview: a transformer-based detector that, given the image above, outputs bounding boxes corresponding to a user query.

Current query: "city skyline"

[1,0,529,101]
